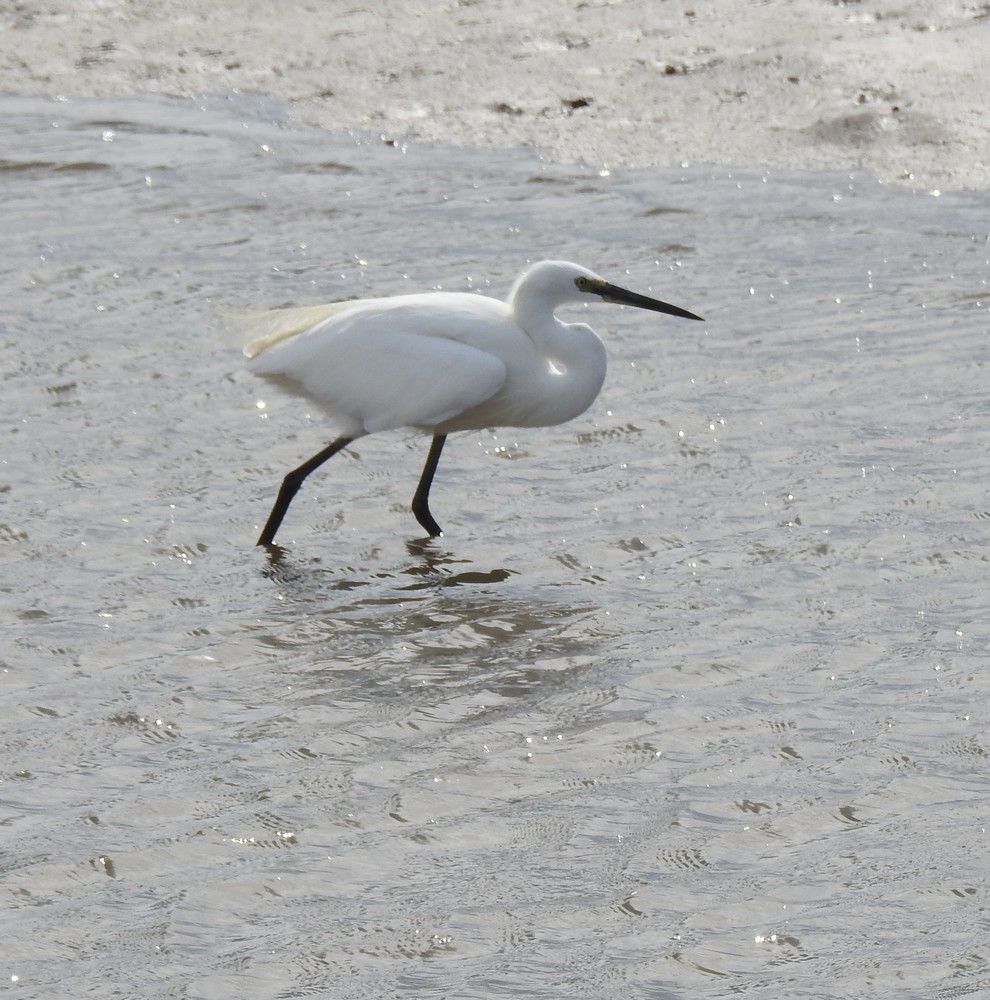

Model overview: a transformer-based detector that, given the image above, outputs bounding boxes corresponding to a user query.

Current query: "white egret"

[245,260,703,545]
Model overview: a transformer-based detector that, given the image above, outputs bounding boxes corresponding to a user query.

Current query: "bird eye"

[575,277,588,291]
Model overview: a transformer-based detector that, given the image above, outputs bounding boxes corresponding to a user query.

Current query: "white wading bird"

[245,260,703,545]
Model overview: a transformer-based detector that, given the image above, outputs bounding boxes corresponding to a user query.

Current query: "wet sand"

[2,0,988,189]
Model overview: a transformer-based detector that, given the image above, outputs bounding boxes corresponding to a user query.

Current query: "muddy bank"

[2,0,987,189]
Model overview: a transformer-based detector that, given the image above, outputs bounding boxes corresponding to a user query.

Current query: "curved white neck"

[510,289,608,422]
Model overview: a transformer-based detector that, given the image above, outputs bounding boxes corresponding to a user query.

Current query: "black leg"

[411,434,447,537]
[257,437,354,546]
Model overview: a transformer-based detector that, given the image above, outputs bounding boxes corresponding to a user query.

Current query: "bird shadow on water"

[248,537,607,699]
[259,536,518,592]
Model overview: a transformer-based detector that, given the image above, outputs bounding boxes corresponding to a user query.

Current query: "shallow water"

[1,93,988,999]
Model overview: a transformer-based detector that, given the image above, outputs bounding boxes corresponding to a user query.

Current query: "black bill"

[598,280,704,321]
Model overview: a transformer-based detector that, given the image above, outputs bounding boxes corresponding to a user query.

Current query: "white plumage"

[248,295,509,434]
[245,260,703,545]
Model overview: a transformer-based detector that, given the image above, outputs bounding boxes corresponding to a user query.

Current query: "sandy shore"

[2,0,988,189]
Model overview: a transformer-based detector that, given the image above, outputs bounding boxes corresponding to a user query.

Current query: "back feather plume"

[227,300,357,359]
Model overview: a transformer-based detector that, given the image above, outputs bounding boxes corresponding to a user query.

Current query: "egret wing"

[250,324,507,434]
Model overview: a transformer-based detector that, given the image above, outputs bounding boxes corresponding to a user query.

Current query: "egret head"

[511,260,703,321]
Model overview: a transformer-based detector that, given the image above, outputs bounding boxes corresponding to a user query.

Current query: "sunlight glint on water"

[1,94,988,999]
